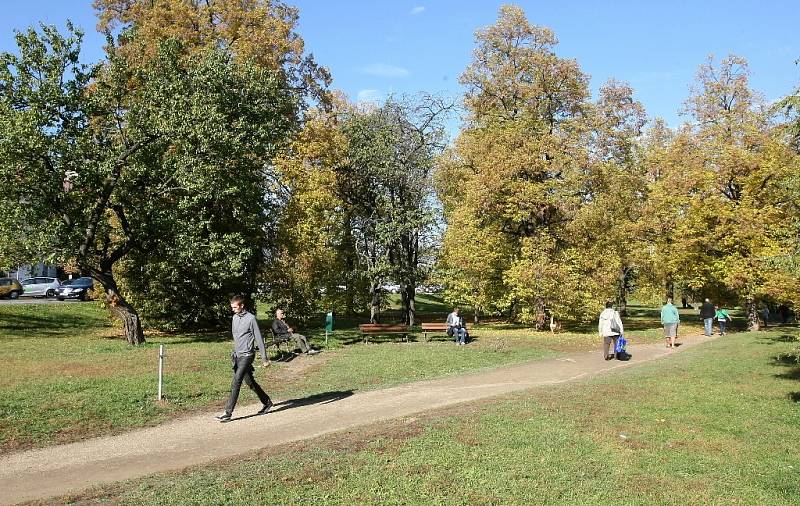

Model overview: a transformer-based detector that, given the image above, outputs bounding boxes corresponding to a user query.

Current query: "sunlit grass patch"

[58,329,800,505]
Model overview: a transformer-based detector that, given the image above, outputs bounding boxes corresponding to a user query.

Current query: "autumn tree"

[437,5,598,326]
[93,0,330,104]
[260,97,351,321]
[639,55,799,328]
[569,80,648,316]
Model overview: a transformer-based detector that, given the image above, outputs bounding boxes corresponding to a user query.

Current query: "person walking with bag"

[598,301,624,361]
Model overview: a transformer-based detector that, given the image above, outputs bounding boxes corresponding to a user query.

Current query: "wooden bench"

[265,331,295,362]
[358,323,410,343]
[421,322,473,341]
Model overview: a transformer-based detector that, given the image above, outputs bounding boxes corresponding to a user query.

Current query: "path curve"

[0,334,713,505]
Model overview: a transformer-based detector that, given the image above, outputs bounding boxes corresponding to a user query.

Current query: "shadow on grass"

[776,369,800,380]
[758,334,800,347]
[270,390,355,414]
[149,331,230,345]
[0,312,110,338]
[771,348,800,399]
[770,334,799,343]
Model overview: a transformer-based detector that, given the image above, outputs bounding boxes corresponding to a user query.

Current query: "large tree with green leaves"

[0,25,297,342]
[335,97,448,324]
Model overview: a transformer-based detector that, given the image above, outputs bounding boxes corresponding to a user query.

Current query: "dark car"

[55,277,95,301]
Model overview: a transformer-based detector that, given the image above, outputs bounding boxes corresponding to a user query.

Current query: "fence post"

[157,344,164,400]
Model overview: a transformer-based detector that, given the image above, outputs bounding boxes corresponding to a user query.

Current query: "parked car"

[0,277,23,299]
[20,277,61,298]
[381,284,401,294]
[55,277,95,301]
[415,284,443,294]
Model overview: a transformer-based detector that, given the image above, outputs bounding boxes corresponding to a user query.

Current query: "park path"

[0,334,713,505]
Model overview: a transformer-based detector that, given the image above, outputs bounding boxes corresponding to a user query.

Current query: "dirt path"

[0,334,713,505]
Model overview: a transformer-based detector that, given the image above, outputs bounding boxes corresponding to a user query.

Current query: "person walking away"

[700,298,715,337]
[272,309,319,355]
[598,302,624,360]
[661,297,680,349]
[715,305,731,336]
[216,295,273,423]
[760,306,770,328]
[447,308,468,345]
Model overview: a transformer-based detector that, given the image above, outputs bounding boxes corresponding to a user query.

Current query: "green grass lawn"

[59,328,800,506]
[0,300,703,453]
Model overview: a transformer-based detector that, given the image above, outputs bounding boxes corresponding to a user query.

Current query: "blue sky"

[3,1,799,134]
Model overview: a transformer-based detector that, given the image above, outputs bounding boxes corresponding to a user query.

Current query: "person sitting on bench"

[447,307,469,346]
[272,309,319,355]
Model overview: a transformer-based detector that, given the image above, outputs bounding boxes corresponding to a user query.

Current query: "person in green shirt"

[660,297,680,348]
[715,305,732,336]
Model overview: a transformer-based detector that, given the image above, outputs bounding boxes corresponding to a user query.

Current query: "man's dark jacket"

[700,302,716,319]
[272,319,292,340]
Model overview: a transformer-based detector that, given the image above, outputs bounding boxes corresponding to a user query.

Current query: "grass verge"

[0,301,701,453]
[54,328,800,505]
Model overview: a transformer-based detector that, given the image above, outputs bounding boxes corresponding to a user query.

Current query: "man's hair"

[705,298,710,302]
[230,294,245,304]
[605,301,614,308]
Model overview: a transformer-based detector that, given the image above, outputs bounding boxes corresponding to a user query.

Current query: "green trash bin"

[324,312,334,343]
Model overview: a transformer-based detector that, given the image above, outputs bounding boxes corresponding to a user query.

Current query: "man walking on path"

[661,297,680,348]
[216,295,273,423]
[272,309,319,355]
[700,298,715,336]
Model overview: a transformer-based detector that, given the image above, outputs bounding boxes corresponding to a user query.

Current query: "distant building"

[6,263,59,280]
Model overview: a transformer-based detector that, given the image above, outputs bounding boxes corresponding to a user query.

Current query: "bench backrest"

[420,322,472,330]
[359,323,409,332]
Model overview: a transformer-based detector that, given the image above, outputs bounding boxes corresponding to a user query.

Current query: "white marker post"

[157,344,165,400]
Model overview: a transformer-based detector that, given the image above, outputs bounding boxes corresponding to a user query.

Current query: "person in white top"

[598,301,624,361]
[447,308,468,345]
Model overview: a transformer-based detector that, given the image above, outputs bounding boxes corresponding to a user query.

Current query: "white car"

[20,277,61,298]
[381,284,401,294]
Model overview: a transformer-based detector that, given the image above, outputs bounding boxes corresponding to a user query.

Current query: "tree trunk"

[534,298,547,330]
[403,284,416,326]
[746,297,760,331]
[109,296,146,345]
[91,270,145,345]
[473,304,480,324]
[616,267,629,317]
[665,274,674,301]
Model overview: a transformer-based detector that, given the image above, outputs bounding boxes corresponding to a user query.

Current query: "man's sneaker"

[257,400,274,415]
[215,412,232,423]
[307,349,320,355]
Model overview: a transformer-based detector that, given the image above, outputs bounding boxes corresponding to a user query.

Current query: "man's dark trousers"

[224,352,271,415]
